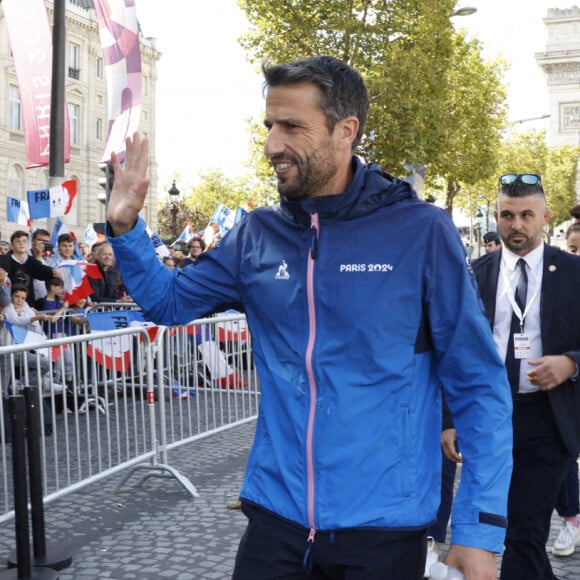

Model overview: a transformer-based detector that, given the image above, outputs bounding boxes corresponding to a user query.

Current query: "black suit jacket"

[472,244,580,456]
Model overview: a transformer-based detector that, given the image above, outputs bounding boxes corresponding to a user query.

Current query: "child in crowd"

[64,297,89,336]
[39,278,73,387]
[2,285,62,393]
[39,278,69,338]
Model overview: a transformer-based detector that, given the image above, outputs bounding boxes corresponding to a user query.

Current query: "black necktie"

[505,259,528,393]
[515,258,528,313]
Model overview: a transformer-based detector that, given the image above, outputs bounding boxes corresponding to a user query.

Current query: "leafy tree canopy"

[157,169,267,240]
[450,129,579,230]
[239,0,459,173]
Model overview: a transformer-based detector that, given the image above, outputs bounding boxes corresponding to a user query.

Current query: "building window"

[68,42,80,80]
[68,103,80,145]
[96,117,103,141]
[9,85,22,131]
[96,56,103,80]
[8,165,24,199]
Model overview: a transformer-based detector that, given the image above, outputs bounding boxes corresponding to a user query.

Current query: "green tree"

[244,119,279,206]
[239,0,458,172]
[428,31,508,215]
[453,130,579,234]
[157,169,268,240]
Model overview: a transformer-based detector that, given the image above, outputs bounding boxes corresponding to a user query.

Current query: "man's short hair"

[499,179,545,200]
[262,56,369,150]
[11,284,29,296]
[483,232,500,245]
[57,233,75,245]
[32,229,51,241]
[45,277,64,292]
[10,231,29,243]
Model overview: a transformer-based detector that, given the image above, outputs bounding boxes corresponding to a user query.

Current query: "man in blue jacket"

[106,57,512,579]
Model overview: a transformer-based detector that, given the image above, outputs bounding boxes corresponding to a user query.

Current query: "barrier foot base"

[7,545,72,571]
[0,566,59,579]
[116,462,199,498]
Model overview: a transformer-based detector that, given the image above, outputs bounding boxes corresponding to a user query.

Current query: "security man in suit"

[483,231,501,254]
[470,174,580,579]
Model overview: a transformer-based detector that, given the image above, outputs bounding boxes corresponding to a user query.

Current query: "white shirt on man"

[493,242,544,394]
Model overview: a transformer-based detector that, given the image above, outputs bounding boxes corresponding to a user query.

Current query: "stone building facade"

[0,0,159,242]
[536,6,580,148]
[536,6,580,208]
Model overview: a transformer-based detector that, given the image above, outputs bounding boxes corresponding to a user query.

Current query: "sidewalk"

[0,424,255,579]
[0,421,579,579]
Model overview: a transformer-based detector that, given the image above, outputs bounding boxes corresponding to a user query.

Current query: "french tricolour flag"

[27,180,77,220]
[86,310,155,371]
[170,222,194,248]
[5,321,46,347]
[7,197,31,226]
[58,260,102,304]
[5,322,64,362]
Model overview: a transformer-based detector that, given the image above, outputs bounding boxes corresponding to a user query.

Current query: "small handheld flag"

[27,180,77,220]
[7,197,31,226]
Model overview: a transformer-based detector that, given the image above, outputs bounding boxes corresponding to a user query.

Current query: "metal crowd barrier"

[0,307,259,524]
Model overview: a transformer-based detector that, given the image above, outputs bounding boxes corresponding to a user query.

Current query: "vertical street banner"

[93,0,143,163]
[3,0,71,168]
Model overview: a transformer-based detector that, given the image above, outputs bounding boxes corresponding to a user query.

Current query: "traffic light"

[98,163,114,205]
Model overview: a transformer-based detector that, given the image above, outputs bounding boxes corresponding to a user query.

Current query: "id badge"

[513,333,531,360]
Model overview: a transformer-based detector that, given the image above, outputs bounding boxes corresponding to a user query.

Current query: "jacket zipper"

[305,212,319,555]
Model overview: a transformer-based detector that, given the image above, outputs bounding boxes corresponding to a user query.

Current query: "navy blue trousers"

[554,457,579,518]
[500,396,573,580]
[233,503,427,579]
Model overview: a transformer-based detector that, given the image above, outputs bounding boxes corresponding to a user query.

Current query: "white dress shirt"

[493,243,544,394]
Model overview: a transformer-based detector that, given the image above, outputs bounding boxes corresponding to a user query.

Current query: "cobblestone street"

[1,422,579,579]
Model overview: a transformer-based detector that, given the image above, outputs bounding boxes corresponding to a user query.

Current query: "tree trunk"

[445,180,459,216]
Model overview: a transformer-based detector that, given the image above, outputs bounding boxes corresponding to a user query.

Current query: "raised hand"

[106,132,151,236]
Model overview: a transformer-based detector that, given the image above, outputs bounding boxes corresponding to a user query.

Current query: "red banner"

[3,0,70,168]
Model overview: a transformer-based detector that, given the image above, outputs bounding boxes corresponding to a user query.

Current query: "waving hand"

[106,133,151,236]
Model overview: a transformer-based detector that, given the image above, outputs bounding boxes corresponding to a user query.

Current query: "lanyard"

[500,260,541,332]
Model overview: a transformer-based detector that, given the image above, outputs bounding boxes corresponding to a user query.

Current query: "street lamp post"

[168,181,180,239]
[452,6,477,17]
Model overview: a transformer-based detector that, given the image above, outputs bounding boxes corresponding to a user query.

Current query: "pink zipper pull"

[310,213,319,259]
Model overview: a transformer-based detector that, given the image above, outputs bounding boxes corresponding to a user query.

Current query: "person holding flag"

[3,285,63,394]
[51,233,77,265]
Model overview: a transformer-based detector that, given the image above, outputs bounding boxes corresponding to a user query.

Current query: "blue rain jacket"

[109,157,512,552]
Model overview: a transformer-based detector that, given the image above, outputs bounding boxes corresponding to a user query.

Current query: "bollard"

[6,388,71,572]
[0,396,57,580]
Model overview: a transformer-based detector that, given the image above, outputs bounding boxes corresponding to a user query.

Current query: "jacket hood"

[279,157,417,226]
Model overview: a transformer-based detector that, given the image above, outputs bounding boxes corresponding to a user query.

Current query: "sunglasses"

[498,173,542,186]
